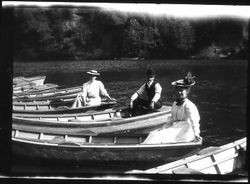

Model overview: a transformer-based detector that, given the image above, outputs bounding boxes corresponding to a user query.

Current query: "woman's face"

[90,76,97,80]
[175,87,190,99]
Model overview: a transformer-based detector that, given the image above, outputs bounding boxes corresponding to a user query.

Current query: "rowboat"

[12,134,202,165]
[13,83,58,95]
[12,106,172,135]
[13,85,83,100]
[13,76,46,93]
[127,137,246,174]
[13,75,46,87]
[13,101,116,115]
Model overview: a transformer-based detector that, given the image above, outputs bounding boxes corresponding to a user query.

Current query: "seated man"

[130,68,162,115]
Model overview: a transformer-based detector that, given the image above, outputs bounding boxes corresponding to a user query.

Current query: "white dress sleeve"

[185,101,200,136]
[98,81,109,97]
[82,82,88,101]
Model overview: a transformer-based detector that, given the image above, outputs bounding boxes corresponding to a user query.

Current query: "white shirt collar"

[147,81,153,87]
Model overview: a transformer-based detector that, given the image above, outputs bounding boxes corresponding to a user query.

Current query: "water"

[12,59,247,174]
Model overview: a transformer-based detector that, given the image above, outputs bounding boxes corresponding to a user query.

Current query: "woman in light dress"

[143,72,202,144]
[72,70,115,107]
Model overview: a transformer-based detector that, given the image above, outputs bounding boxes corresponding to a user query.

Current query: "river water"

[12,59,247,174]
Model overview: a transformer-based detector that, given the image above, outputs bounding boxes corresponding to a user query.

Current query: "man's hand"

[130,100,133,109]
[149,101,155,109]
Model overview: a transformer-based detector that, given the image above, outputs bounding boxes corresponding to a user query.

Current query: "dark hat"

[171,72,195,87]
[86,70,100,76]
[146,68,156,78]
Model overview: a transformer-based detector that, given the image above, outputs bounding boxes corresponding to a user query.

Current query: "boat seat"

[197,146,221,155]
[68,117,124,122]
[172,167,204,174]
[56,106,70,109]
[49,137,81,146]
[58,141,81,146]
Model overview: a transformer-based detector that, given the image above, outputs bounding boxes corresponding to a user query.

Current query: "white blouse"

[81,80,109,105]
[171,98,200,136]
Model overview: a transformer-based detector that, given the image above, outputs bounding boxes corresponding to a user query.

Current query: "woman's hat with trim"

[171,72,196,87]
[86,70,100,76]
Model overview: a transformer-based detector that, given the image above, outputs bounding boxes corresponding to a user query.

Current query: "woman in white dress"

[142,72,202,144]
[72,70,115,107]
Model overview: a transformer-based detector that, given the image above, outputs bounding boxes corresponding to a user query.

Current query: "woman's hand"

[194,135,202,142]
[109,97,116,101]
[107,95,116,102]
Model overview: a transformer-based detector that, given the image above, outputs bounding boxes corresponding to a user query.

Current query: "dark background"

[13,7,248,61]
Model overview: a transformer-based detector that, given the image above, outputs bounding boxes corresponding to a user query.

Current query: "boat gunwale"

[13,98,75,106]
[12,101,116,114]
[13,106,119,118]
[12,106,171,126]
[12,137,202,149]
[13,93,80,103]
[13,85,83,99]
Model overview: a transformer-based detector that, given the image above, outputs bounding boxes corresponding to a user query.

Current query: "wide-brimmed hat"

[171,72,195,87]
[146,68,156,78]
[86,70,100,76]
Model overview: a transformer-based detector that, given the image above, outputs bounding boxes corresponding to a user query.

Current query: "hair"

[146,68,156,77]
[186,87,191,95]
[175,86,191,96]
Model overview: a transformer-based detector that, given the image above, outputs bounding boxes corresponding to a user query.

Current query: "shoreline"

[13,59,247,76]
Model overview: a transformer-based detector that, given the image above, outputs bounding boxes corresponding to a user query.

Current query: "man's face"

[147,76,155,83]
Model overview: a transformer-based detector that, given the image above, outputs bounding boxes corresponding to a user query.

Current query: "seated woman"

[142,72,202,144]
[72,70,115,107]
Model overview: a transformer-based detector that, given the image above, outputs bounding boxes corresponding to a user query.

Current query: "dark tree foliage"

[13,7,248,61]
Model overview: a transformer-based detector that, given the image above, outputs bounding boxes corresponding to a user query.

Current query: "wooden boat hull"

[128,137,246,174]
[12,101,116,115]
[13,86,83,101]
[12,136,202,164]
[12,106,172,135]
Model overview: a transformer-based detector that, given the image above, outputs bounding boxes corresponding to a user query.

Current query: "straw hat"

[86,70,100,76]
[171,72,196,87]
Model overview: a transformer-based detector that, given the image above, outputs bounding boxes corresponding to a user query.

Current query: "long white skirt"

[85,97,101,106]
[142,121,195,144]
[71,96,101,107]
